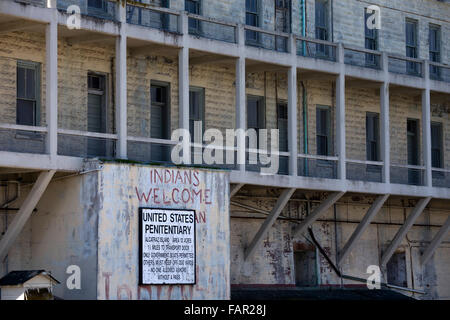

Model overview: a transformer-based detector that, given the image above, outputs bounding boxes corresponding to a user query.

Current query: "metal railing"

[296,36,338,62]
[390,164,426,186]
[0,123,48,155]
[126,1,179,33]
[429,61,450,83]
[432,167,450,188]
[388,54,423,78]
[56,0,118,21]
[187,13,237,44]
[344,45,382,70]
[346,159,383,183]
[245,25,290,53]
[298,153,339,179]
[57,129,117,159]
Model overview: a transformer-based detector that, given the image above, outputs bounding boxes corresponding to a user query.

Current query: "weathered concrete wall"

[230,191,450,299]
[0,173,100,299]
[96,163,230,300]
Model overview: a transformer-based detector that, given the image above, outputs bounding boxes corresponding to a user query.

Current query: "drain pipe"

[300,0,308,174]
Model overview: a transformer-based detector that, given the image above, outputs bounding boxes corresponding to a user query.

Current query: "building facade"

[0,0,449,299]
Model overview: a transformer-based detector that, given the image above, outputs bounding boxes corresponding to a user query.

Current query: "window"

[247,95,265,146]
[277,102,288,174]
[151,83,170,162]
[407,119,420,185]
[88,0,105,9]
[366,113,380,161]
[275,0,291,51]
[185,0,201,34]
[189,87,205,142]
[429,25,441,79]
[246,0,259,44]
[17,61,40,126]
[431,122,443,169]
[316,106,332,156]
[405,19,418,75]
[87,73,107,157]
[364,9,378,66]
[315,0,329,55]
[386,252,407,287]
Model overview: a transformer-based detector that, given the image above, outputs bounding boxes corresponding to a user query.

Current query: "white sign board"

[139,208,196,285]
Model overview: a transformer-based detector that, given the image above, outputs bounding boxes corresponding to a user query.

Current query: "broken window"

[386,251,408,287]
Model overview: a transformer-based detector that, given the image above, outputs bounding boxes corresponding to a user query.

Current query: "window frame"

[366,112,380,162]
[431,121,443,169]
[16,60,41,127]
[150,81,171,140]
[316,105,332,157]
[246,0,260,45]
[189,86,205,142]
[405,19,419,75]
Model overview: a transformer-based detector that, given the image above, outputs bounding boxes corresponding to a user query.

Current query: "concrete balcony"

[0,0,449,200]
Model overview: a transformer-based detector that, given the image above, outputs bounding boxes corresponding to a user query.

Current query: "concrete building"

[0,0,449,299]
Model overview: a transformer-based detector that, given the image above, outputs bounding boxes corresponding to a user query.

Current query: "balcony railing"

[56,0,118,21]
[187,13,237,44]
[346,159,383,183]
[245,25,289,53]
[296,36,337,62]
[126,1,179,33]
[390,164,426,186]
[298,154,339,179]
[344,45,382,70]
[0,123,47,155]
[429,61,450,83]
[432,168,450,188]
[388,54,423,78]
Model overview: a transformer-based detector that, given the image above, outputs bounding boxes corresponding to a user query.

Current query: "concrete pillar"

[422,60,432,187]
[45,17,57,158]
[288,34,298,176]
[115,4,127,159]
[235,24,246,172]
[336,43,346,180]
[179,12,190,164]
[380,53,390,184]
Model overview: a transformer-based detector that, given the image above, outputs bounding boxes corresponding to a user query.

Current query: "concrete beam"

[0,20,42,34]
[380,197,431,266]
[0,170,55,262]
[190,55,235,66]
[421,215,450,266]
[246,64,288,73]
[244,188,295,260]
[131,45,177,57]
[66,33,114,45]
[338,194,389,265]
[292,192,345,237]
[230,183,244,198]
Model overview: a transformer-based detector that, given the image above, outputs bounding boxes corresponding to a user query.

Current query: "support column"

[288,34,298,176]
[422,61,432,187]
[380,197,431,266]
[45,16,57,159]
[336,43,346,180]
[244,188,296,260]
[115,4,127,159]
[179,12,190,164]
[421,216,450,265]
[338,194,389,265]
[235,24,246,172]
[380,52,390,184]
[0,170,56,262]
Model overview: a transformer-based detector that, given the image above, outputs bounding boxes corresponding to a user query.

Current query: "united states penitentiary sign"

[139,208,196,285]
